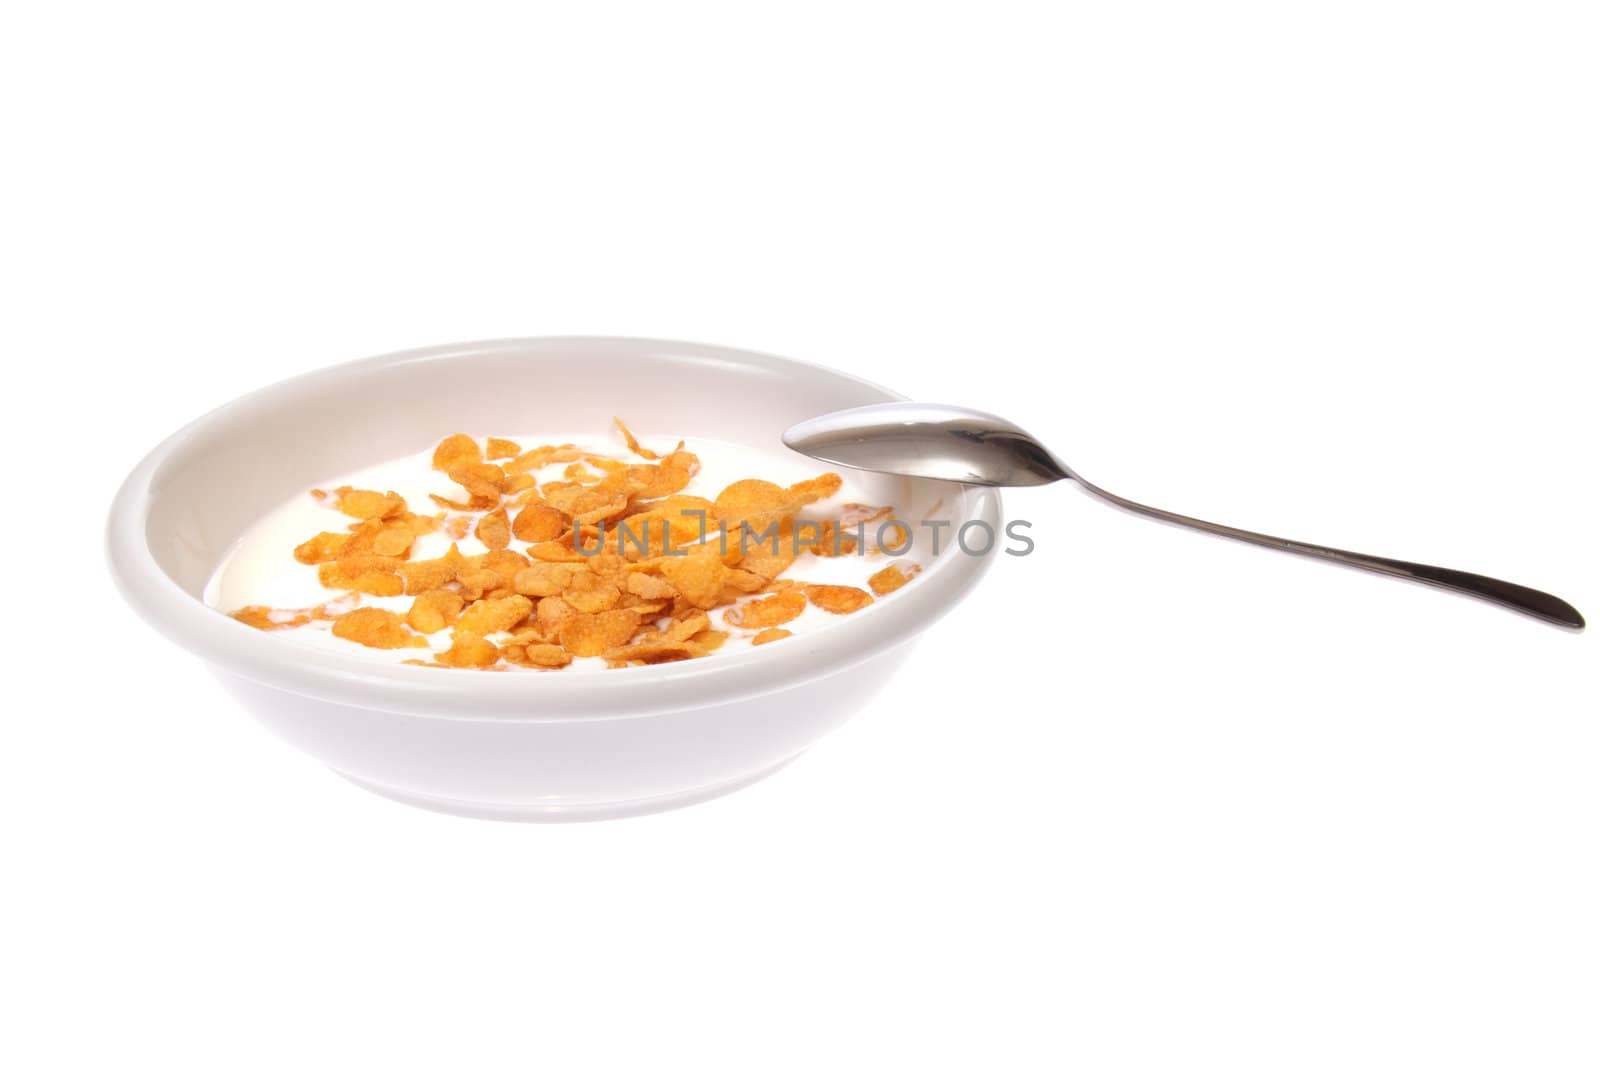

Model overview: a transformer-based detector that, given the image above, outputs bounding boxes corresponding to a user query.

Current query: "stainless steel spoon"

[782,402,1584,630]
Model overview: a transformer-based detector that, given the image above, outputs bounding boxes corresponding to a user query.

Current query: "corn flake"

[432,434,482,471]
[486,437,521,460]
[332,607,426,649]
[436,633,502,669]
[868,562,921,595]
[725,588,807,629]
[659,551,726,609]
[804,584,874,614]
[475,508,511,551]
[512,503,567,543]
[454,594,533,636]
[559,608,642,656]
[407,589,464,634]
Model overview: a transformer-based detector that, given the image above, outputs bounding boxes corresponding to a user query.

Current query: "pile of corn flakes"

[229,421,921,670]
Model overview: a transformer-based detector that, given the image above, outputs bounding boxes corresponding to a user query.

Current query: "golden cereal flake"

[293,531,351,564]
[407,589,464,634]
[665,609,710,642]
[432,433,483,471]
[475,508,511,551]
[562,569,622,614]
[371,527,416,557]
[229,606,294,631]
[453,594,533,637]
[558,608,643,657]
[624,572,676,600]
[690,629,729,652]
[334,487,405,520]
[724,588,807,630]
[868,562,921,595]
[787,472,843,500]
[659,551,727,610]
[520,643,574,669]
[612,416,661,460]
[712,479,792,527]
[435,633,502,669]
[512,560,576,597]
[400,546,460,594]
[804,584,874,615]
[535,595,578,638]
[331,607,427,650]
[512,503,568,543]
[603,639,705,665]
[486,437,522,460]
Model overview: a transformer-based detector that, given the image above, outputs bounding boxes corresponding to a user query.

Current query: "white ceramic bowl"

[107,338,1001,820]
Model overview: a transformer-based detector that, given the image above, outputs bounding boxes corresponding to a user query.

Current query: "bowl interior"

[139,337,966,599]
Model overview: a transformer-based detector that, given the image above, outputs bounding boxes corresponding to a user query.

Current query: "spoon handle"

[1067,475,1585,629]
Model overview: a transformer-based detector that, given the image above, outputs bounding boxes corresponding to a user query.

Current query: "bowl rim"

[107,336,1002,722]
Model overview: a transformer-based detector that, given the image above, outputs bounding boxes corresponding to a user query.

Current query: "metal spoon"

[782,402,1584,630]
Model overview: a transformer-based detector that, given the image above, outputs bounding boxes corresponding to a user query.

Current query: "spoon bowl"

[783,403,1070,487]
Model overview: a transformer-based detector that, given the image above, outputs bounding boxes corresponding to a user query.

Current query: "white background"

[4,2,1596,1064]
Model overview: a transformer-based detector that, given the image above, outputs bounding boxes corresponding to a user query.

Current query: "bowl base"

[334,754,803,823]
